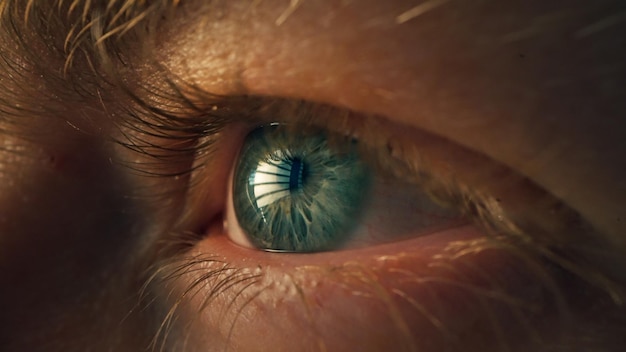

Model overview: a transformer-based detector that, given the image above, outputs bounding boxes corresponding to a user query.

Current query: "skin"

[0,0,625,351]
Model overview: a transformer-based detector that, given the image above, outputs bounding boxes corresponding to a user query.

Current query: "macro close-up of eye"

[1,1,625,352]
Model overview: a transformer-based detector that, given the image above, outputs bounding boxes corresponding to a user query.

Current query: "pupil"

[289,158,305,192]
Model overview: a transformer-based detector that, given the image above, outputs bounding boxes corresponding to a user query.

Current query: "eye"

[228,123,371,252]
[225,123,462,252]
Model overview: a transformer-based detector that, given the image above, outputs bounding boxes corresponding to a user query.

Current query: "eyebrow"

[0,1,217,145]
[0,0,177,112]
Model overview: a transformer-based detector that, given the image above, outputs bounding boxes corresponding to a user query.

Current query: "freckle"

[46,154,66,171]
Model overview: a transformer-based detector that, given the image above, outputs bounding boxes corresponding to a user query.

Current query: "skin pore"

[1,0,625,351]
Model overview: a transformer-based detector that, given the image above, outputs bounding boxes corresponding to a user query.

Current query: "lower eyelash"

[141,250,263,351]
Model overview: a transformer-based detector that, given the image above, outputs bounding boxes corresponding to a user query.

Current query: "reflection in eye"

[226,120,465,253]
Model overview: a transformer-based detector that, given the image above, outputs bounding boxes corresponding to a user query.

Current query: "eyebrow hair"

[0,0,178,112]
[0,0,228,156]
[4,0,176,67]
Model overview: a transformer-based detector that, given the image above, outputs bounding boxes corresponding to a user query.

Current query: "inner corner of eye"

[221,123,466,254]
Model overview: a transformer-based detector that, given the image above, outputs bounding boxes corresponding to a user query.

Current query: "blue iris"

[232,125,371,252]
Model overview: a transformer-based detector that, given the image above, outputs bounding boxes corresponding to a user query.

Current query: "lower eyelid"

[161,221,567,351]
